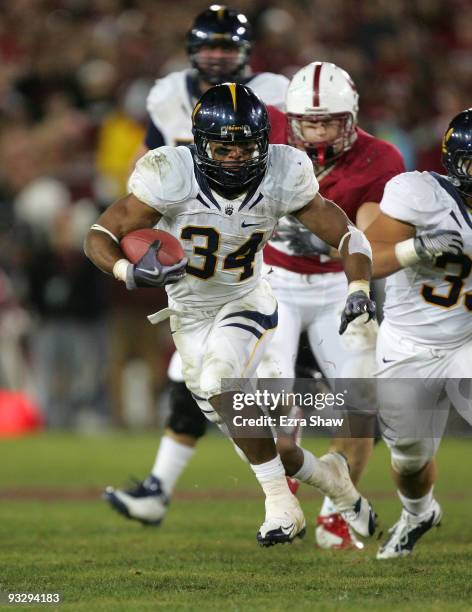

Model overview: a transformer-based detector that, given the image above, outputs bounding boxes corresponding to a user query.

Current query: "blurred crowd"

[0,0,470,429]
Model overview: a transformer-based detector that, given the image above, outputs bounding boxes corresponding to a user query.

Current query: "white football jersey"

[128,144,318,309]
[381,171,472,348]
[146,69,289,147]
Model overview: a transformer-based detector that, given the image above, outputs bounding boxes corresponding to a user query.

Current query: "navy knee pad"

[166,381,207,438]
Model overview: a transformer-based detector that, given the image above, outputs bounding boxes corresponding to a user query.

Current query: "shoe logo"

[136,267,160,277]
[280,523,294,535]
[382,357,395,363]
[241,220,263,228]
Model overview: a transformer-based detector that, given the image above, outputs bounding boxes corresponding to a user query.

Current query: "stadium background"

[0,2,471,609]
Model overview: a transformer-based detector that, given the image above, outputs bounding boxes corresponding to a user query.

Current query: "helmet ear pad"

[192,84,270,191]
[441,109,472,197]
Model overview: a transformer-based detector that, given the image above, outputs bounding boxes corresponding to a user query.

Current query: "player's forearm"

[342,252,372,285]
[369,242,403,279]
[84,230,125,276]
[296,194,352,248]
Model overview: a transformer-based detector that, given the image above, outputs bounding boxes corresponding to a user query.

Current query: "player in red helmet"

[261,62,405,549]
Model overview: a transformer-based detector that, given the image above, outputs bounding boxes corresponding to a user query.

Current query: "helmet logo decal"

[442,127,454,153]
[220,125,252,137]
[312,63,322,107]
[228,83,237,111]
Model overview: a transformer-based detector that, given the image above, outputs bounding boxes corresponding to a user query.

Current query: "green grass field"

[1,433,471,611]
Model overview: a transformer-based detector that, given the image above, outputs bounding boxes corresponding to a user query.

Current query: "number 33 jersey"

[381,171,472,348]
[128,144,318,309]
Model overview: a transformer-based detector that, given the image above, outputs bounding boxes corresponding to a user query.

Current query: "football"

[120,228,185,266]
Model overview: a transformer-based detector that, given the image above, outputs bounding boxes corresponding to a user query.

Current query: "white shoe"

[316,453,377,538]
[377,500,442,559]
[104,475,169,525]
[257,495,306,547]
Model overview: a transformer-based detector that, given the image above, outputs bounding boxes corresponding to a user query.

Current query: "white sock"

[250,455,292,502]
[292,448,322,484]
[398,488,434,516]
[151,435,195,496]
[320,496,337,516]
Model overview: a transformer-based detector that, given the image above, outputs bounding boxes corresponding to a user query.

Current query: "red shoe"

[315,513,364,550]
[286,477,300,495]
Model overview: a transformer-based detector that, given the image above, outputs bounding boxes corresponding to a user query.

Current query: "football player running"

[103,5,291,524]
[365,109,472,558]
[85,83,377,546]
[260,62,405,549]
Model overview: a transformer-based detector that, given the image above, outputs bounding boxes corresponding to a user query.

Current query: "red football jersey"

[265,109,406,274]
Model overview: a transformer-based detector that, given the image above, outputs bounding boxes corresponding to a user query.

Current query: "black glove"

[272,223,330,256]
[339,290,376,335]
[414,230,463,261]
[125,240,187,289]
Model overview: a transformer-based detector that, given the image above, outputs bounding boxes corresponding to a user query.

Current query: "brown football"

[120,228,185,266]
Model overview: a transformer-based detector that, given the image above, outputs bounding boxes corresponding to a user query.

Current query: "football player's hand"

[272,224,330,256]
[339,290,376,335]
[414,230,463,261]
[125,240,187,289]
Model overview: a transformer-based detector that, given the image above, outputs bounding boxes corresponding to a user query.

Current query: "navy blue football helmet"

[442,109,472,197]
[192,83,269,190]
[186,5,252,85]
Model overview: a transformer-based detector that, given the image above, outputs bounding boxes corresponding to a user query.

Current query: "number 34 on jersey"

[127,144,318,307]
[181,226,264,281]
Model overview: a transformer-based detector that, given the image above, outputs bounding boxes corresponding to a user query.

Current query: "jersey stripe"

[222,323,262,339]
[221,308,278,330]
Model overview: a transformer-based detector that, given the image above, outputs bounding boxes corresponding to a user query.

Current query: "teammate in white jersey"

[85,83,377,545]
[365,109,472,558]
[103,6,291,526]
[139,5,288,155]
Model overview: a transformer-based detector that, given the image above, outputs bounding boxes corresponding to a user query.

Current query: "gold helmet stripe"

[217,6,225,20]
[192,101,202,122]
[228,83,237,111]
[442,127,454,153]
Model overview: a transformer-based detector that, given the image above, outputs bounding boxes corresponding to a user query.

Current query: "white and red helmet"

[286,62,359,165]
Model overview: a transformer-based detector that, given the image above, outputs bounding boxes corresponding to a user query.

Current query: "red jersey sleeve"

[267,105,288,145]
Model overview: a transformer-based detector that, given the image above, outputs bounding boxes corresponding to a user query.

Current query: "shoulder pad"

[129,146,196,207]
[146,71,188,121]
[263,145,318,214]
[381,171,452,228]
